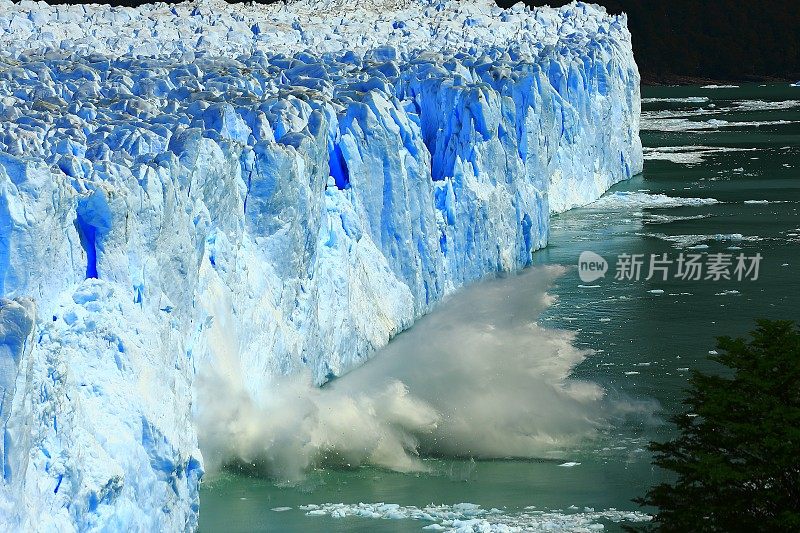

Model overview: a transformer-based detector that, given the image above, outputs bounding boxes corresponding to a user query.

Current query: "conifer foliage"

[637,320,800,531]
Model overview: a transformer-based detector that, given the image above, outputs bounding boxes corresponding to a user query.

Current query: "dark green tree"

[637,320,800,532]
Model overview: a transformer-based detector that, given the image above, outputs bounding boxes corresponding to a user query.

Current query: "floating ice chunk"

[641,96,709,104]
[733,100,800,111]
[588,192,720,209]
[643,146,757,165]
[642,117,796,132]
[300,504,320,510]
[639,232,761,248]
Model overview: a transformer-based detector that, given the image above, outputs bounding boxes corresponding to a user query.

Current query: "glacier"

[0,0,642,530]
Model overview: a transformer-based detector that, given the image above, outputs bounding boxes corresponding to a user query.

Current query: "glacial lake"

[199,84,800,532]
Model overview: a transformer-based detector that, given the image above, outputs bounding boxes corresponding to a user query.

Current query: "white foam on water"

[301,502,651,532]
[701,84,740,89]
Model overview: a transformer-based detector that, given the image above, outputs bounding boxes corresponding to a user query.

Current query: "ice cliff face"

[0,0,641,530]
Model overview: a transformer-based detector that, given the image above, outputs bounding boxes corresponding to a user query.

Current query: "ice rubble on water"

[300,502,652,531]
[0,0,641,529]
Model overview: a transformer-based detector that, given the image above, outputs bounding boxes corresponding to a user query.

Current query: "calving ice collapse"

[0,0,642,530]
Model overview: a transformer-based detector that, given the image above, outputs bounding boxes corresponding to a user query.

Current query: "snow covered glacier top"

[0,1,641,531]
[1,0,632,60]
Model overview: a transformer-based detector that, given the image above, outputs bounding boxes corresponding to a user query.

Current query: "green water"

[199,85,800,532]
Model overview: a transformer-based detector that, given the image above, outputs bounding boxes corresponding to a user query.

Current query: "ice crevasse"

[0,0,642,529]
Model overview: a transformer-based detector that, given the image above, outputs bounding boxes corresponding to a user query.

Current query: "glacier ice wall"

[0,0,641,530]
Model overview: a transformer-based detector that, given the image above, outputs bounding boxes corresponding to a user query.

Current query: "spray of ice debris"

[196,370,440,480]
[197,266,640,479]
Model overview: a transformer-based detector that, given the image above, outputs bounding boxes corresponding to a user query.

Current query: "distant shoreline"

[640,72,798,87]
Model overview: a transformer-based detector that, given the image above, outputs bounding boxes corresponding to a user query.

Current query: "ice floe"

[588,192,720,209]
[643,145,758,165]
